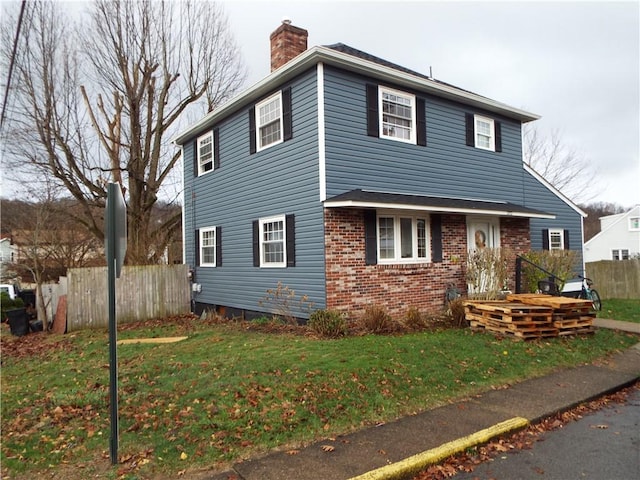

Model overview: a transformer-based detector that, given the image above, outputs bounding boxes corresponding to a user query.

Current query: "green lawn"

[1,316,637,480]
[599,298,640,323]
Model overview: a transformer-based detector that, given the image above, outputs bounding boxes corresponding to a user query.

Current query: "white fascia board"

[523,163,587,217]
[174,46,540,145]
[323,199,556,219]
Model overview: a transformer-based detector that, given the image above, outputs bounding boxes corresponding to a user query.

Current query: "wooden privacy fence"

[66,264,190,332]
[586,259,640,299]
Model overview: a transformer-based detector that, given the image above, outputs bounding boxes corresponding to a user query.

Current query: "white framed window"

[197,131,214,175]
[379,86,416,143]
[260,215,286,267]
[199,227,217,267]
[629,217,640,231]
[548,229,564,250]
[377,213,429,263]
[612,249,630,261]
[474,115,495,151]
[256,91,283,151]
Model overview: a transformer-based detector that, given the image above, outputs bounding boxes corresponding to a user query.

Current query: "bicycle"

[537,275,602,311]
[577,276,602,311]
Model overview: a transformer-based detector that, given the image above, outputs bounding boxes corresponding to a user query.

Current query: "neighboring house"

[0,237,16,265]
[176,21,585,319]
[584,206,640,262]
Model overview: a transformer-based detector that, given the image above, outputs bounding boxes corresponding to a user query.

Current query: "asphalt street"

[453,387,640,480]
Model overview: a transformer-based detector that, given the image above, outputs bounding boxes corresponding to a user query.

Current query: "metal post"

[107,184,119,465]
[515,256,522,294]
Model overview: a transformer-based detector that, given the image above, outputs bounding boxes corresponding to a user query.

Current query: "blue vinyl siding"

[183,69,325,317]
[523,170,584,268]
[323,67,526,203]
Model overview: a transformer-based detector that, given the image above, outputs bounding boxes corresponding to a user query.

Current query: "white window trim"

[256,91,284,152]
[548,228,564,250]
[629,217,640,231]
[378,86,416,144]
[259,214,287,268]
[376,211,430,264]
[474,114,495,151]
[199,226,217,267]
[197,131,214,176]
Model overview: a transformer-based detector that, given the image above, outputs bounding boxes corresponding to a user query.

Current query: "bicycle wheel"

[590,289,602,311]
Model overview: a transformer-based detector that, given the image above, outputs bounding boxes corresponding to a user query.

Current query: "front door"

[467,217,500,251]
[467,217,501,294]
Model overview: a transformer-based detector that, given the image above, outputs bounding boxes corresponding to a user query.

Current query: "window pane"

[549,231,563,250]
[260,120,281,147]
[400,218,413,258]
[199,134,213,172]
[612,250,620,261]
[379,217,395,259]
[622,250,630,260]
[201,229,215,264]
[381,90,413,140]
[262,219,284,264]
[417,219,426,258]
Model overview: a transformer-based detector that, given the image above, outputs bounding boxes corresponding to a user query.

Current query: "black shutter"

[249,107,256,154]
[542,229,550,250]
[416,98,427,146]
[193,140,198,177]
[364,209,377,265]
[495,121,502,152]
[431,214,443,262]
[563,230,570,250]
[216,226,222,266]
[465,113,475,146]
[213,128,220,169]
[286,214,295,267]
[366,84,379,137]
[252,220,260,267]
[194,229,200,265]
[282,87,293,141]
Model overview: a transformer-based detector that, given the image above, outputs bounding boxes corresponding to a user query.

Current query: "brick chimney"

[270,19,308,72]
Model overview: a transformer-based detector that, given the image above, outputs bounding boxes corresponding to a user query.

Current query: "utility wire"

[1,0,27,132]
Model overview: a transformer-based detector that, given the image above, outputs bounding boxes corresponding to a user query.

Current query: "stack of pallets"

[464,294,595,339]
[506,294,596,336]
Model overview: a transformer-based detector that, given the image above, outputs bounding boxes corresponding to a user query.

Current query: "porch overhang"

[323,189,556,219]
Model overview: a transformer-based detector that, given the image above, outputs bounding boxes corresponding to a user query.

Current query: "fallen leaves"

[321,445,335,452]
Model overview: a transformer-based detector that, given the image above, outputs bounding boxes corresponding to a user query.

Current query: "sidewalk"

[206,323,640,480]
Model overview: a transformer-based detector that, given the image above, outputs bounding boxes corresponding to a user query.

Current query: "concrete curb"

[347,417,529,480]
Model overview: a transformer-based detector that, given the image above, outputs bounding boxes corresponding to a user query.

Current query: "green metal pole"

[107,184,119,465]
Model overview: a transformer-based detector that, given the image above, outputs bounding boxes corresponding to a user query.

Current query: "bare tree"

[1,0,245,264]
[523,126,600,204]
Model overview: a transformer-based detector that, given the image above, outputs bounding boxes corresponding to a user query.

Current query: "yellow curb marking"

[349,416,529,480]
[117,337,188,345]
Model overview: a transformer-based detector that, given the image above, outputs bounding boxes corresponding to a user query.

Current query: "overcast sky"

[222,0,639,208]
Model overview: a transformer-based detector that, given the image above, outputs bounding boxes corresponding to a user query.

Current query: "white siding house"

[584,206,640,262]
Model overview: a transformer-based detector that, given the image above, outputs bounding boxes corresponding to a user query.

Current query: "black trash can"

[6,308,29,336]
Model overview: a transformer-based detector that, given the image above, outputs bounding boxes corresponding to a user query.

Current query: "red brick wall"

[324,209,530,319]
[270,22,308,71]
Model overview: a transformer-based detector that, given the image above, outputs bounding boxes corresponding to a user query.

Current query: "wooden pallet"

[466,296,594,340]
[506,293,593,310]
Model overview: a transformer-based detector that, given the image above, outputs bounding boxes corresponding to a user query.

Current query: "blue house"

[175,21,585,320]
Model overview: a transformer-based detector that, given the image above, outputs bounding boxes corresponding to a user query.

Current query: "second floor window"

[380,87,416,143]
[629,217,640,231]
[256,92,283,151]
[474,115,495,151]
[197,131,214,175]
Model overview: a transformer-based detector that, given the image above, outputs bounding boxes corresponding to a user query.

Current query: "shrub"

[445,297,468,328]
[308,309,347,338]
[258,282,315,325]
[466,247,512,300]
[359,305,397,334]
[403,306,427,331]
[520,250,578,293]
[1,292,24,322]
